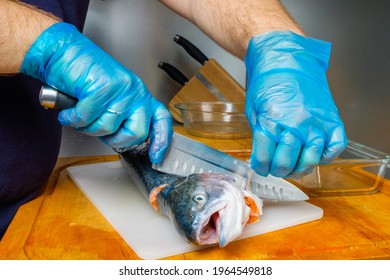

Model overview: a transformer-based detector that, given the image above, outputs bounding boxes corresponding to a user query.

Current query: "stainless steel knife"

[153,133,309,201]
[39,86,309,201]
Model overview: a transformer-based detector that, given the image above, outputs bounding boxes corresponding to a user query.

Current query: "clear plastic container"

[290,140,389,196]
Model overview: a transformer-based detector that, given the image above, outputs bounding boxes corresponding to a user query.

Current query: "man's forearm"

[0,0,59,74]
[159,0,304,58]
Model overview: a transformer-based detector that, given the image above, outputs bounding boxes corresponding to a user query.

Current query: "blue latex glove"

[21,22,172,163]
[244,31,347,178]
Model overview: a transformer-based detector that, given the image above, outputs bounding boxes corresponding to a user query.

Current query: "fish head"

[165,173,262,247]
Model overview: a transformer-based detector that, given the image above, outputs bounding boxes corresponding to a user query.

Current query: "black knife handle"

[39,85,78,110]
[158,62,189,86]
[174,35,209,65]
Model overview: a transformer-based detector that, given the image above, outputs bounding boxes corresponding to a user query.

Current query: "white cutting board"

[67,161,323,260]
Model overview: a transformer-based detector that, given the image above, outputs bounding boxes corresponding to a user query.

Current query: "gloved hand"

[21,22,172,163]
[244,31,347,178]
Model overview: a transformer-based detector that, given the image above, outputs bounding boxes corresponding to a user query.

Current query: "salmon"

[119,142,263,247]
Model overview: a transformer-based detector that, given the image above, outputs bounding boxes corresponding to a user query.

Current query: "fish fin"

[243,192,263,224]
[149,184,168,212]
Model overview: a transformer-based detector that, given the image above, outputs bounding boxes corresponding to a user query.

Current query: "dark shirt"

[0,0,90,239]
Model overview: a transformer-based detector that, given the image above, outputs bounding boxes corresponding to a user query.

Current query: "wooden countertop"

[1,127,390,260]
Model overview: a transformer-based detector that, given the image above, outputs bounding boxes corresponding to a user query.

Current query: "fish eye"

[192,194,206,204]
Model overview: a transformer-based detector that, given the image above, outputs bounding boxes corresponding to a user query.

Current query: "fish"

[119,141,263,247]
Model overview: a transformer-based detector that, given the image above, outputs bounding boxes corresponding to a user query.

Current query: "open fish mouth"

[195,200,243,247]
[197,205,224,246]
[194,188,262,247]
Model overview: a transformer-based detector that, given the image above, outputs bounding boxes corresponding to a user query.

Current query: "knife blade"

[39,86,309,201]
[153,133,309,201]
